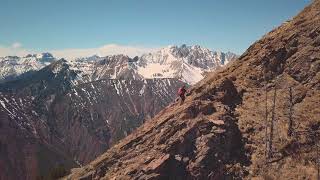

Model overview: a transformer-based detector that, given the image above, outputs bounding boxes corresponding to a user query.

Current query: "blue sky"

[0,0,311,58]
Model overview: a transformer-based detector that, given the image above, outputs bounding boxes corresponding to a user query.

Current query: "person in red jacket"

[177,85,187,105]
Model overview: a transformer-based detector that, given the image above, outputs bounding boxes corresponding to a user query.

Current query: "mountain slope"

[50,78,184,164]
[0,59,184,179]
[65,1,320,179]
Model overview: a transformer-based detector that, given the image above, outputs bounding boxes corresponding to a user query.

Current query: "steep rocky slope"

[65,1,320,179]
[0,60,184,179]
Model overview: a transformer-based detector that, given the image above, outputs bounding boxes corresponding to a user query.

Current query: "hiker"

[178,85,187,105]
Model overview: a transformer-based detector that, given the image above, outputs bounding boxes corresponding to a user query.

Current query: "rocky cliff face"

[65,1,320,179]
[0,59,184,179]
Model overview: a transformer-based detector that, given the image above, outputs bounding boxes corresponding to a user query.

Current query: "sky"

[0,0,311,59]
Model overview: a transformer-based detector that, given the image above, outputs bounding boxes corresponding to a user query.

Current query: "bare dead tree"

[268,86,277,159]
[265,85,269,159]
[288,87,294,137]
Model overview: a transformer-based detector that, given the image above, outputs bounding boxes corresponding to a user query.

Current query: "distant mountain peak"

[136,44,237,84]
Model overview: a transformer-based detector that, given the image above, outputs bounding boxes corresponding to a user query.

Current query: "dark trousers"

[179,94,185,104]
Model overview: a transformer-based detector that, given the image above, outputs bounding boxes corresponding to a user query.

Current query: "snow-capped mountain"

[0,53,56,82]
[0,45,237,85]
[67,45,237,84]
[136,44,237,84]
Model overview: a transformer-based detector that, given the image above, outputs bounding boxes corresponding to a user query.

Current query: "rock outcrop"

[65,1,320,179]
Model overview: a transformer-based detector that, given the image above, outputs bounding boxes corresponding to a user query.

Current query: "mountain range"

[0,45,237,179]
[0,45,237,85]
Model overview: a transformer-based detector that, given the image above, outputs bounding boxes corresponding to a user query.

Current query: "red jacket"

[178,87,186,96]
